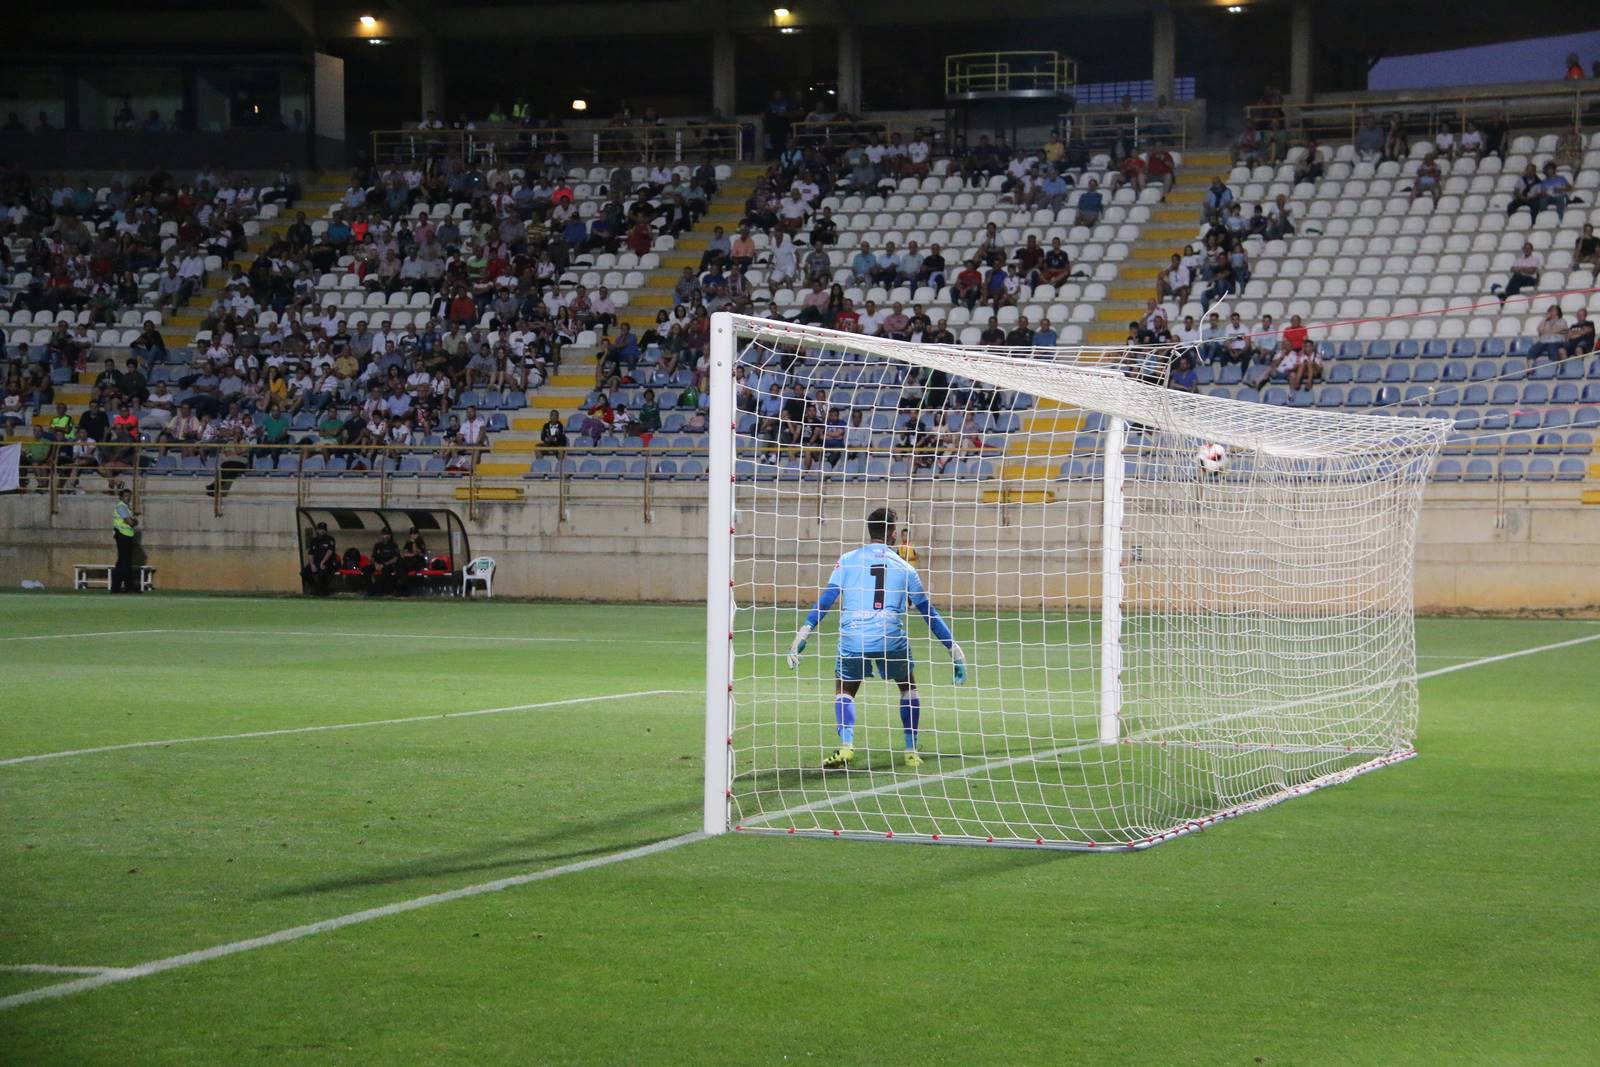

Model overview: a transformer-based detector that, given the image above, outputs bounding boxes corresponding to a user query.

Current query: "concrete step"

[1022,412,1083,433]
[1005,438,1082,458]
[997,460,1064,481]
[475,460,532,477]
[1165,187,1206,204]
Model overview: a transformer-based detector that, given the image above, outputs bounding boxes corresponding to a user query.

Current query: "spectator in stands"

[1146,147,1176,191]
[1004,316,1034,347]
[1277,315,1317,392]
[1201,176,1232,226]
[1354,115,1384,161]
[1411,154,1443,205]
[1533,162,1572,222]
[1169,354,1199,393]
[1577,224,1600,276]
[1382,116,1407,163]
[1506,164,1542,218]
[1530,305,1569,362]
[1493,242,1542,303]
[1566,308,1595,357]
[1157,253,1191,305]
[1112,152,1147,195]
[951,260,983,310]
[1223,311,1251,367]
[1074,179,1104,227]
[1565,53,1584,79]
[1038,238,1073,287]
[1266,194,1296,240]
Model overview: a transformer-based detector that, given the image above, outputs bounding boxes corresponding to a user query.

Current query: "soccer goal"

[702,313,1449,850]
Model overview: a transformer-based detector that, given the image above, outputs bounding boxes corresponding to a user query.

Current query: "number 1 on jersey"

[871,564,887,610]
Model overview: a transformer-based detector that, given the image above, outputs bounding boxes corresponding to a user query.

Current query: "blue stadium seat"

[1498,458,1525,481]
[1557,358,1586,380]
[1441,361,1468,382]
[1217,363,1243,386]
[1209,386,1234,400]
[1527,459,1559,482]
[1502,432,1533,455]
[1403,386,1431,405]
[1315,385,1344,408]
[1468,360,1498,381]
[1460,384,1488,406]
[1421,340,1448,358]
[1529,361,1557,381]
[603,459,630,479]
[1449,340,1478,357]
[624,459,648,480]
[1551,382,1580,405]
[1556,458,1587,480]
[1584,384,1600,404]
[1490,383,1519,406]
[1355,364,1382,384]
[1534,431,1565,453]
[1340,341,1365,359]
[1565,429,1594,454]
[1479,409,1510,431]
[1433,458,1463,481]
[1542,409,1571,430]
[422,456,447,473]
[1384,364,1411,383]
[1453,410,1480,430]
[1346,385,1373,406]
[1326,364,1353,385]
[1366,340,1393,359]
[486,414,510,432]
[1288,389,1314,408]
[1395,340,1421,358]
[1375,386,1404,407]
[1463,459,1493,482]
[1412,363,1439,383]
[1480,338,1506,356]
[1520,382,1550,405]
[1430,387,1459,407]
[1263,386,1290,405]
[1508,337,1533,356]
[578,458,604,476]
[251,454,275,471]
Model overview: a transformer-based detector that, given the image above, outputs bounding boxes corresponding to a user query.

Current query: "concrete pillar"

[419,35,444,121]
[1289,0,1312,102]
[836,24,861,116]
[712,28,736,118]
[1151,6,1175,106]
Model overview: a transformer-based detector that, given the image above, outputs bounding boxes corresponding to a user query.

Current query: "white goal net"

[702,313,1449,850]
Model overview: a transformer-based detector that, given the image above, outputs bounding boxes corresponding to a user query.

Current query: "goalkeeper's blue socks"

[834,694,856,746]
[899,690,921,750]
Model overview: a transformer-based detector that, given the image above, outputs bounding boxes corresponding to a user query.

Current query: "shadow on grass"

[259,797,700,900]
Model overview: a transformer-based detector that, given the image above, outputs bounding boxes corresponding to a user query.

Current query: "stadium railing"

[789,118,945,155]
[1248,82,1597,146]
[1056,105,1192,153]
[944,51,1077,98]
[369,123,750,167]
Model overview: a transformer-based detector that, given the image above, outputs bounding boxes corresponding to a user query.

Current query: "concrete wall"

[2,483,1597,613]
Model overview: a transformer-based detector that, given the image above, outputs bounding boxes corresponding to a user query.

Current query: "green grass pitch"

[1,593,1596,1064]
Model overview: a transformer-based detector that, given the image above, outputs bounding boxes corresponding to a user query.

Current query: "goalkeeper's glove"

[951,642,968,685]
[786,624,813,670]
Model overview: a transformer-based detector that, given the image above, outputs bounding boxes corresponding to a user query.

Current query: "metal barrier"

[789,118,944,155]
[945,52,1077,99]
[1058,106,1192,153]
[1246,83,1597,146]
[370,123,748,167]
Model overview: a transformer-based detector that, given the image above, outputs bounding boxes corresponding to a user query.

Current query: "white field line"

[0,629,170,642]
[746,629,1600,828]
[0,964,126,976]
[0,832,705,1013]
[0,689,697,768]
[182,628,701,646]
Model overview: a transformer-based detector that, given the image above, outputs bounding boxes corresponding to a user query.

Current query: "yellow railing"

[1247,83,1597,146]
[945,51,1077,98]
[370,123,748,167]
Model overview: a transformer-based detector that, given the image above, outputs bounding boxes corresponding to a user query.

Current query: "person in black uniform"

[368,529,401,596]
[398,525,429,594]
[301,521,339,595]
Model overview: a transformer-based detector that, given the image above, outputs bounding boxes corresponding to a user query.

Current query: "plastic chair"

[462,557,496,598]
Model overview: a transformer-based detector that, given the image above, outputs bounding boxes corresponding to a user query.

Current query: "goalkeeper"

[787,507,966,769]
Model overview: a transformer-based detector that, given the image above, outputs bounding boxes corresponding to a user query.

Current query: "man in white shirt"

[777,189,809,234]
[1497,242,1542,303]
[459,406,488,446]
[1224,312,1251,365]
[906,137,931,177]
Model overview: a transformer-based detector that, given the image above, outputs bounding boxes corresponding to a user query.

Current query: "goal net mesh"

[711,315,1448,850]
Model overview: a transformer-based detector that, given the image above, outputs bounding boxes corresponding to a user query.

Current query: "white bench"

[73,563,157,592]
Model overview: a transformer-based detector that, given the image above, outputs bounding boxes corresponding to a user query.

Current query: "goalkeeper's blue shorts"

[836,643,914,683]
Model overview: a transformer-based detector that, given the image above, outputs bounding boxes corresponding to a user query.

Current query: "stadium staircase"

[982,149,1233,506]
[475,161,768,479]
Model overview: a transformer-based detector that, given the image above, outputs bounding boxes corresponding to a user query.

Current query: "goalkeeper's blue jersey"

[826,543,924,654]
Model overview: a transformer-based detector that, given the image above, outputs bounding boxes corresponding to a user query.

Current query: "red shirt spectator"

[1283,322,1309,352]
[448,291,477,325]
[1147,150,1175,183]
[626,222,653,257]
[1119,155,1147,184]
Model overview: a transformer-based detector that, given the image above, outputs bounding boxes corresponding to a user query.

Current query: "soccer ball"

[1197,442,1228,474]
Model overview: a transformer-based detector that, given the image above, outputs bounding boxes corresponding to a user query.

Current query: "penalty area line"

[0,688,699,768]
[0,831,706,1013]
[748,629,1600,828]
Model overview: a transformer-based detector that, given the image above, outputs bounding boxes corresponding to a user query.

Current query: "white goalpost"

[703,312,1448,850]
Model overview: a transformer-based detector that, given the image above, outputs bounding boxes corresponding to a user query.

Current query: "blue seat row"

[1434,458,1587,482]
